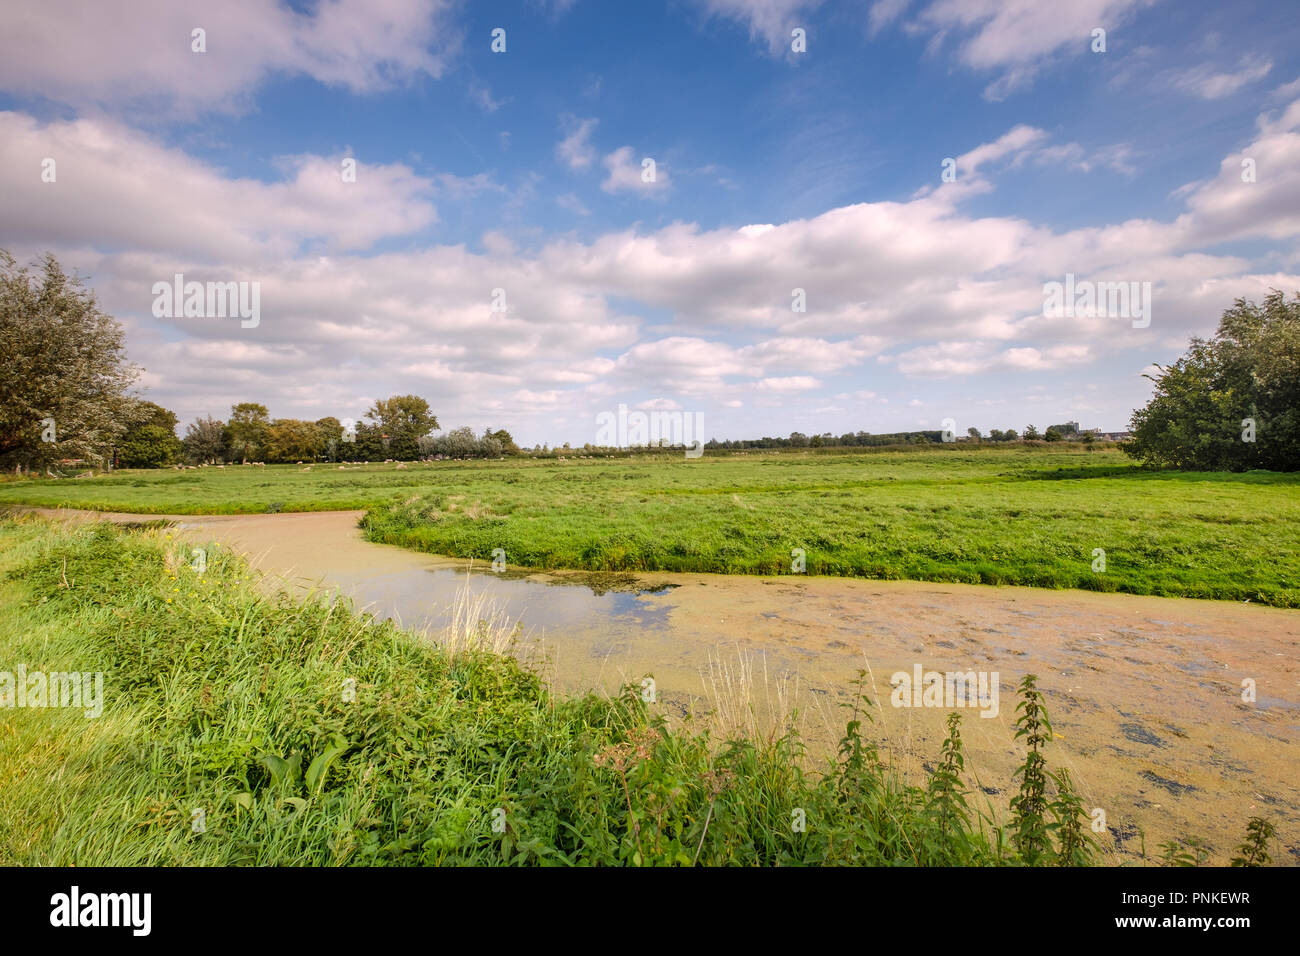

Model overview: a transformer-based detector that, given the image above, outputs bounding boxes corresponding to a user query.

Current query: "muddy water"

[36,508,1300,864]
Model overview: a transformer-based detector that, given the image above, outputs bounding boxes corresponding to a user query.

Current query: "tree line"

[129,399,522,467]
[2,251,1295,474]
[702,423,1091,450]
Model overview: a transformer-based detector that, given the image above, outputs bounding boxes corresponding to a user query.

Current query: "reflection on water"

[323,563,673,636]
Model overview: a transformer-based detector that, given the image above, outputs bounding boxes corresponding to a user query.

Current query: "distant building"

[1048,421,1081,435]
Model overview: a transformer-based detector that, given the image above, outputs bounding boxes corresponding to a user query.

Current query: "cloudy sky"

[2,0,1299,445]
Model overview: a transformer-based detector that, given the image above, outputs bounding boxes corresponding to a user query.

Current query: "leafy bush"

[1126,291,1300,471]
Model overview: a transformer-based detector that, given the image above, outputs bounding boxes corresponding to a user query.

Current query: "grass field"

[0,515,1118,866]
[3,445,1295,606]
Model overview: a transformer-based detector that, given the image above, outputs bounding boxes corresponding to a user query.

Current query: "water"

[329,562,675,635]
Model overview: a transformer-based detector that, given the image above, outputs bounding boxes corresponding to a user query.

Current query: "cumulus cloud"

[0,112,438,259]
[0,0,460,117]
[1179,98,1300,244]
[4,102,1300,439]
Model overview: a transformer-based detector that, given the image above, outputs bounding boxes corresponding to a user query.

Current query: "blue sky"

[2,0,1299,444]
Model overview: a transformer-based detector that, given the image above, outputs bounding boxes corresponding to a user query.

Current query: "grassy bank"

[360,448,1299,606]
[2,446,1296,606]
[0,515,1164,866]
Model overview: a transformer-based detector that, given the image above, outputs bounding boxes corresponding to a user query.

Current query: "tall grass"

[0,517,1268,866]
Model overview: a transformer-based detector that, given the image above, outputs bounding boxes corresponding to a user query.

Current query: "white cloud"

[1172,56,1273,100]
[0,113,437,259]
[468,84,505,113]
[957,124,1048,175]
[557,192,591,216]
[756,376,821,392]
[692,0,825,54]
[0,0,460,117]
[893,0,1154,100]
[556,116,599,170]
[601,147,671,195]
[6,104,1300,441]
[868,0,911,37]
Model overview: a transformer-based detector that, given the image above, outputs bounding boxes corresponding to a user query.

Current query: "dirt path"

[27,507,1300,864]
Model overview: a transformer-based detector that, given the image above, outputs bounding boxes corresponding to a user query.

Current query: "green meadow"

[2,445,1296,606]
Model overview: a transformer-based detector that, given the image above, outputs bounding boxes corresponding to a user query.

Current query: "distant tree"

[789,431,809,448]
[490,429,520,456]
[434,426,478,458]
[117,401,183,467]
[1003,428,1019,441]
[480,428,504,458]
[227,403,270,462]
[423,426,512,459]
[314,417,343,460]
[1023,425,1041,440]
[966,427,981,441]
[264,419,321,462]
[0,250,139,472]
[352,422,384,460]
[365,395,438,460]
[182,416,227,464]
[1125,291,1299,471]
[1044,427,1062,442]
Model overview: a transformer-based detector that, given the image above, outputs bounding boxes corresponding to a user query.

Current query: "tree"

[227,403,270,462]
[264,419,321,463]
[1003,428,1019,442]
[1044,427,1063,442]
[364,395,438,460]
[315,417,344,460]
[1023,425,1041,440]
[480,428,504,458]
[182,416,226,464]
[117,401,183,468]
[490,429,520,456]
[436,426,478,458]
[351,422,384,460]
[1125,291,1299,471]
[0,251,139,472]
[966,427,981,441]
